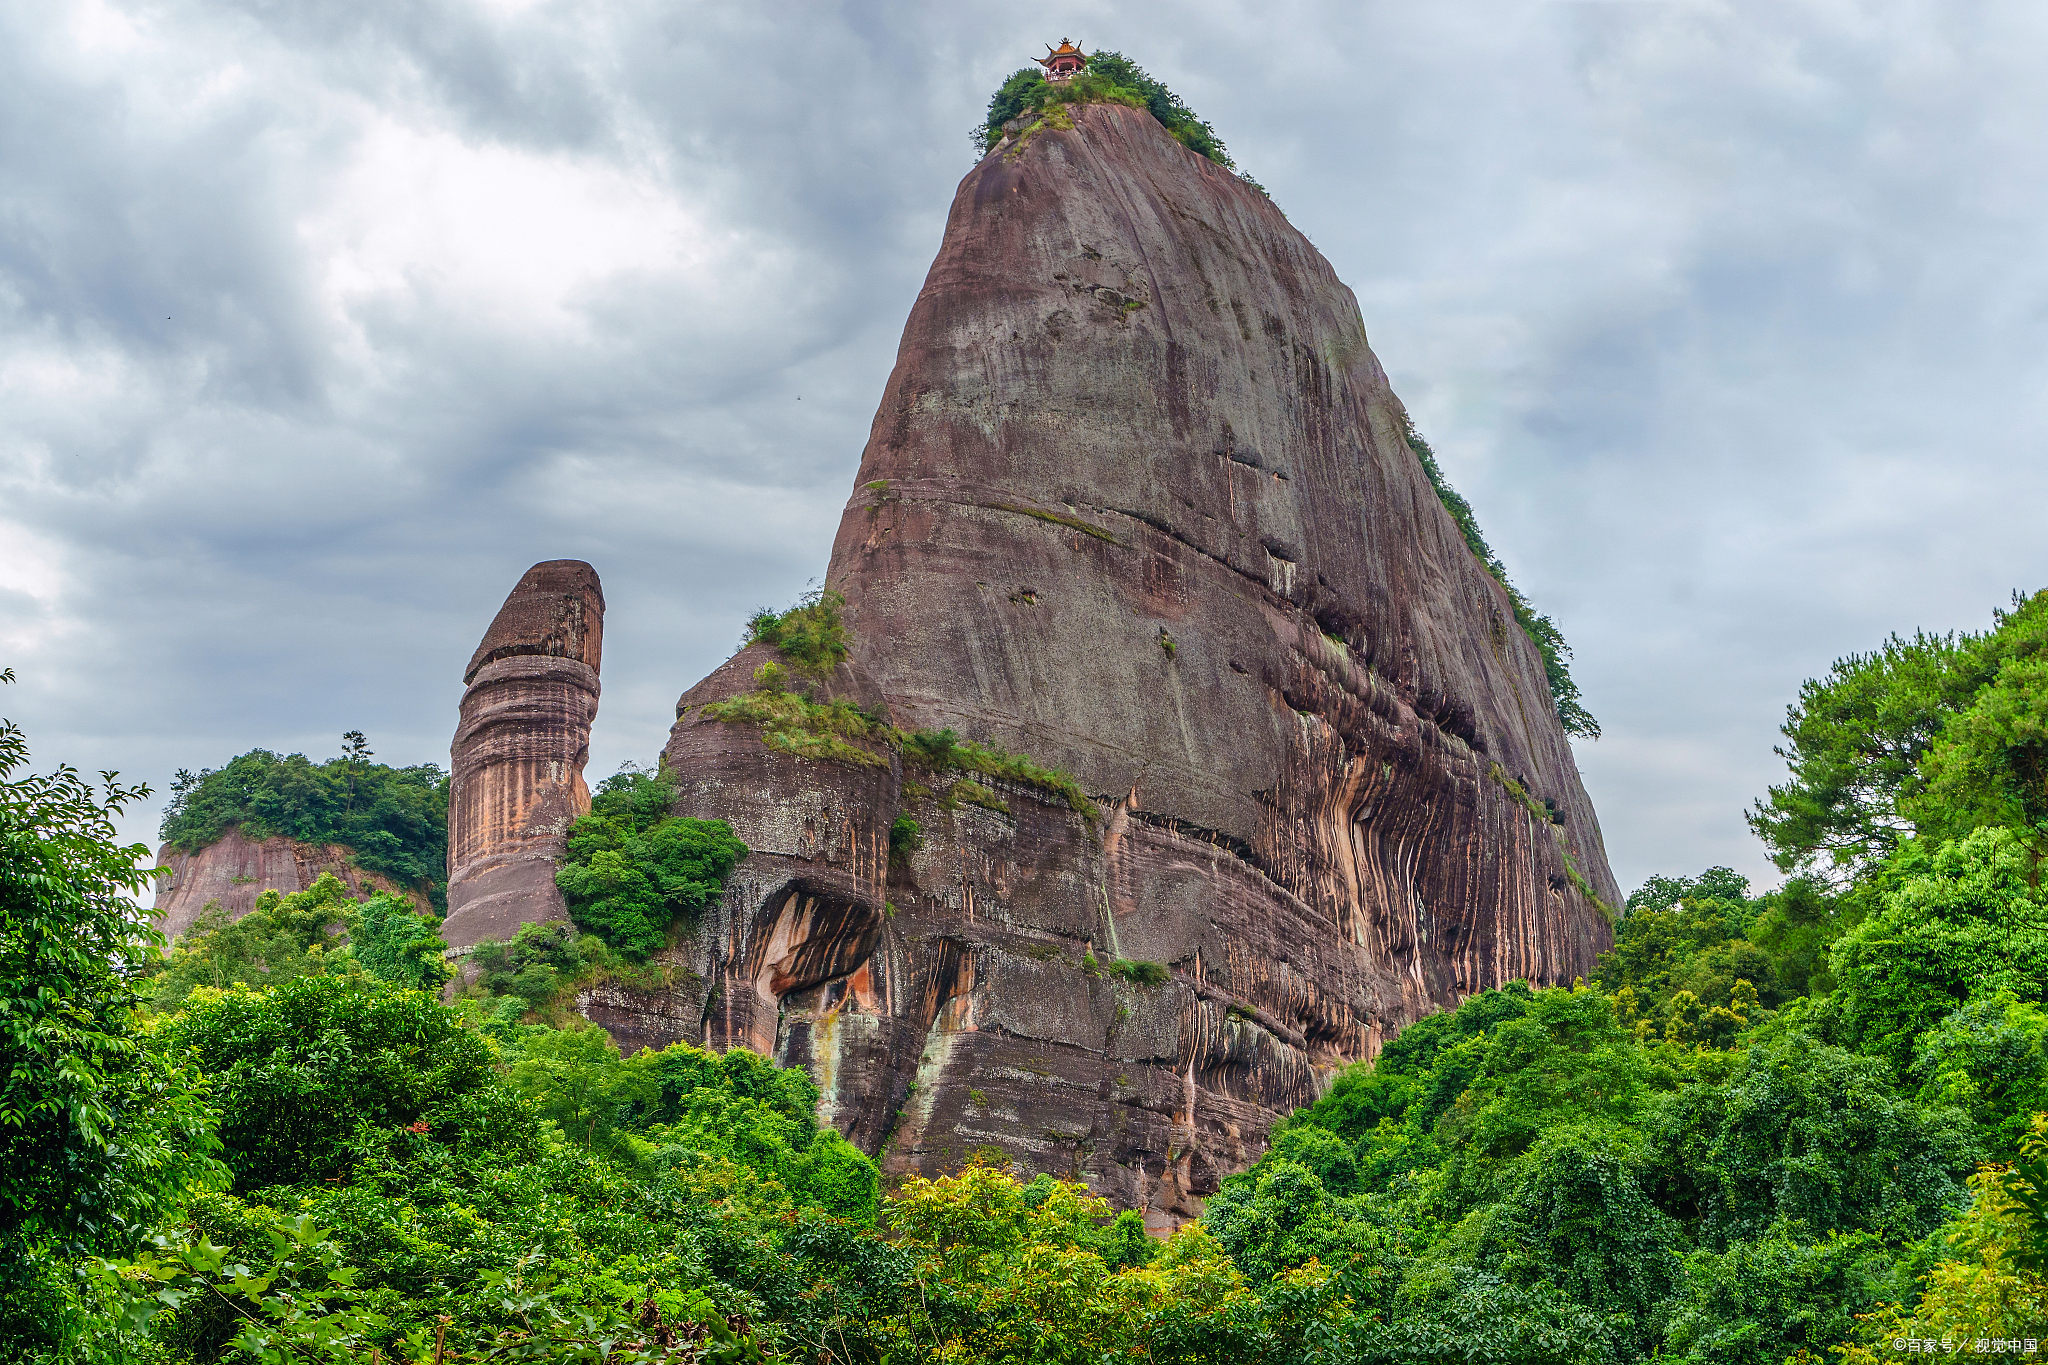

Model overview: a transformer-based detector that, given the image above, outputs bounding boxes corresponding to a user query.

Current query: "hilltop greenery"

[980,61,1597,744]
[976,50,1234,170]
[743,587,852,679]
[158,741,449,905]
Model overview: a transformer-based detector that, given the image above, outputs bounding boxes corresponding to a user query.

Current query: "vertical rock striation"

[638,102,1617,1225]
[443,560,604,952]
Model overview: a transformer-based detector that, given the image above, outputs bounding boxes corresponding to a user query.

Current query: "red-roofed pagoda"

[1036,38,1088,81]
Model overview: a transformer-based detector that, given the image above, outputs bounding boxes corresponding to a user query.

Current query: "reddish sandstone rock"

[151,826,413,942]
[442,561,604,951]
[640,102,1616,1225]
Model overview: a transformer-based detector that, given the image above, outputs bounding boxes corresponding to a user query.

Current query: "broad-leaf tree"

[0,672,222,1354]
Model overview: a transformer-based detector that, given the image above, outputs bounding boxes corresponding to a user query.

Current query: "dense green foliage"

[469,918,590,1012]
[144,872,452,1012]
[1405,420,1599,739]
[1751,589,2048,883]
[1196,978,1970,1364]
[555,769,748,960]
[976,50,1233,169]
[93,978,882,1363]
[1829,826,2048,1069]
[24,579,2048,1360]
[159,743,450,904]
[350,880,457,990]
[0,680,223,1358]
[162,975,506,1193]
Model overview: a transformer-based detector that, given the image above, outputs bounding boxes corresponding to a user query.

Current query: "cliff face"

[633,102,1618,1225]
[443,561,605,951]
[152,826,411,941]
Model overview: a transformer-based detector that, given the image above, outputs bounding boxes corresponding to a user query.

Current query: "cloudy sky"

[3,0,2042,896]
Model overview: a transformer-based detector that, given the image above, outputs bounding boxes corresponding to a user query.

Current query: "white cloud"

[308,118,717,339]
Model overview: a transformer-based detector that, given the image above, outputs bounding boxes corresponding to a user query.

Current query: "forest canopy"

[14,582,2048,1362]
[1751,588,2048,884]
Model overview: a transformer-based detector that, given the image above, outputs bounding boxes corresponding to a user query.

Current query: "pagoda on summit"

[1036,38,1088,81]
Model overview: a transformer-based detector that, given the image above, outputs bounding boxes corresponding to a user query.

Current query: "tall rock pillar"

[443,560,604,951]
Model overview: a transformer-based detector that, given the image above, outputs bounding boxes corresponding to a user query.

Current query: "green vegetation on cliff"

[702,687,894,768]
[1406,420,1600,740]
[158,740,449,903]
[705,589,1098,815]
[554,768,747,960]
[143,871,452,1011]
[901,726,1097,816]
[742,587,851,679]
[704,589,897,767]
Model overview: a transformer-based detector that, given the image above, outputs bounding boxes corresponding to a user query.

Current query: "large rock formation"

[442,561,604,951]
[610,101,1619,1226]
[152,828,412,942]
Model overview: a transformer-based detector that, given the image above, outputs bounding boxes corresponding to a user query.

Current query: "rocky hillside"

[151,744,448,939]
[616,99,1618,1226]
[152,827,412,941]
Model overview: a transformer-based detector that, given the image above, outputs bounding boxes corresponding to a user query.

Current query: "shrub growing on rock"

[555,769,747,959]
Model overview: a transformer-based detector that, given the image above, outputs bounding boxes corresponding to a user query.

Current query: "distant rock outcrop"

[442,560,605,951]
[624,101,1618,1226]
[152,827,410,942]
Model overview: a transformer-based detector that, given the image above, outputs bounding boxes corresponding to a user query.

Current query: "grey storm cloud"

[3,0,2044,895]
